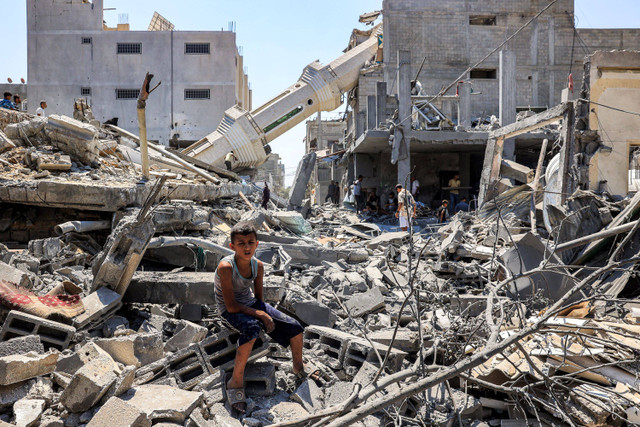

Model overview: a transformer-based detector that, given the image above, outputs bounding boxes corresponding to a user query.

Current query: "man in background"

[0,93,16,110]
[448,174,461,212]
[36,100,47,117]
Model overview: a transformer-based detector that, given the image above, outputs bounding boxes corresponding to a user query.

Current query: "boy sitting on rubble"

[214,222,313,413]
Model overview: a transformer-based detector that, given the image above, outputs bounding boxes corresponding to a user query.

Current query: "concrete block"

[60,352,121,412]
[0,130,15,154]
[244,362,276,396]
[100,365,136,403]
[268,401,309,423]
[289,300,337,328]
[0,351,58,385]
[325,381,355,407]
[56,342,113,375]
[198,330,270,373]
[304,326,355,369]
[87,396,151,427]
[119,385,203,423]
[0,311,76,350]
[0,380,36,410]
[291,379,323,413]
[72,287,122,330]
[0,261,32,288]
[366,232,409,249]
[125,271,218,305]
[13,398,45,427]
[178,304,203,322]
[365,267,384,283]
[95,333,163,368]
[369,329,420,353]
[0,336,43,357]
[344,338,407,373]
[165,344,210,390]
[164,320,207,353]
[344,287,386,318]
[345,272,368,291]
[101,316,129,338]
[352,361,378,386]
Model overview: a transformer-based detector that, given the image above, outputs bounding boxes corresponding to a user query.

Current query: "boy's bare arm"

[253,261,264,302]
[218,262,274,332]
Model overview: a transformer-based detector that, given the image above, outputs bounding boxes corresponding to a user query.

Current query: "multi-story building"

[26,0,251,146]
[343,0,640,208]
[254,153,286,192]
[305,117,347,204]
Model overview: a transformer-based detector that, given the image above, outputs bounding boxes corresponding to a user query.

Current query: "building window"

[185,43,210,54]
[82,37,92,45]
[116,89,140,100]
[117,43,142,54]
[184,89,210,100]
[470,68,497,79]
[469,15,497,26]
[81,87,92,96]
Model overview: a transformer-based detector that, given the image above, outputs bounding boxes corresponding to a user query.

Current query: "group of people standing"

[0,92,47,117]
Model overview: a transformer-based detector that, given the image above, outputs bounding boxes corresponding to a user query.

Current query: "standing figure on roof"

[225,150,238,171]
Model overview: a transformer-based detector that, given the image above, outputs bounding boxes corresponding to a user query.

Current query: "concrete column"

[376,81,387,128]
[459,153,471,199]
[287,152,317,210]
[397,49,412,186]
[548,16,556,106]
[499,50,517,160]
[356,111,365,138]
[530,20,539,105]
[457,80,471,128]
[367,95,377,130]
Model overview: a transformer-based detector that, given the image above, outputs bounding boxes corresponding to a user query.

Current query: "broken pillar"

[367,95,377,130]
[499,50,517,160]
[376,81,387,128]
[457,79,471,128]
[500,159,534,184]
[92,209,156,296]
[287,152,316,210]
[125,271,218,304]
[44,115,101,165]
[397,49,412,185]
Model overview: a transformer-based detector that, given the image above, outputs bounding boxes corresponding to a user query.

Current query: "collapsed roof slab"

[0,177,251,212]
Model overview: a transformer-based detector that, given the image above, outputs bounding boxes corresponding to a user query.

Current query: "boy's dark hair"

[3,92,11,99]
[230,222,258,243]
[395,184,402,190]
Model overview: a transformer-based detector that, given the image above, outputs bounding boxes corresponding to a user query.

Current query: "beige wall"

[587,51,640,196]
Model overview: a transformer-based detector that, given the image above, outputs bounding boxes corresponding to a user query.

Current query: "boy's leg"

[290,332,304,373]
[228,338,256,390]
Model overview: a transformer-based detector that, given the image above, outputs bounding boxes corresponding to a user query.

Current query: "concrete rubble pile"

[1,108,640,426]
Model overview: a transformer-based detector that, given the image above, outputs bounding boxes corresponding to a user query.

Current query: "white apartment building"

[27,0,251,146]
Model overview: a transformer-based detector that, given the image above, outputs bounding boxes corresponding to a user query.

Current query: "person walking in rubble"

[0,92,16,110]
[261,182,270,209]
[448,174,461,213]
[437,199,450,223]
[395,184,416,231]
[325,180,337,204]
[36,100,47,117]
[353,175,364,213]
[214,223,317,414]
[224,150,238,171]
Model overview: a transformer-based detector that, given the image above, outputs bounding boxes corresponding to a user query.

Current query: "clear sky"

[2,1,639,186]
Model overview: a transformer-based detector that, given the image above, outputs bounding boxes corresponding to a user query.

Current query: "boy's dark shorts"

[221,300,303,347]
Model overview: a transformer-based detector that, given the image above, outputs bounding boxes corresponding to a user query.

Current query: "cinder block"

[199,330,270,373]
[166,344,210,390]
[0,310,76,350]
[344,338,407,373]
[243,363,276,396]
[304,325,355,369]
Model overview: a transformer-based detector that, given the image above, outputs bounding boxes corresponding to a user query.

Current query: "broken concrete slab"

[369,329,420,353]
[0,260,34,288]
[366,231,409,249]
[119,385,203,423]
[125,271,218,305]
[0,336,43,358]
[86,396,151,427]
[344,287,386,318]
[291,379,323,413]
[164,320,207,353]
[0,351,58,385]
[60,352,121,412]
[95,333,163,368]
[72,287,122,330]
[0,130,16,154]
[13,398,45,427]
[92,209,156,296]
[288,152,316,210]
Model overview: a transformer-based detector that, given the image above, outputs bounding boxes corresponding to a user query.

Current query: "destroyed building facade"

[26,0,251,146]
[305,117,347,204]
[331,0,640,209]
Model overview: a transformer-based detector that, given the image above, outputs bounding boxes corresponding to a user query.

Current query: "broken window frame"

[81,87,92,96]
[117,42,142,55]
[470,68,497,79]
[469,15,497,26]
[81,37,93,45]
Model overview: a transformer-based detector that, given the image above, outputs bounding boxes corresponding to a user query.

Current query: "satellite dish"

[7,78,12,83]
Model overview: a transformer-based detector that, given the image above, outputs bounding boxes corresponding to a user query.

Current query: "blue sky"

[2,1,639,186]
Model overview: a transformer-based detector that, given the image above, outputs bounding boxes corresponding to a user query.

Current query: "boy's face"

[230,233,259,261]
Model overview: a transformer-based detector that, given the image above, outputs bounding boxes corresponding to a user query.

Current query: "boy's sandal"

[294,364,322,382]
[223,373,247,414]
